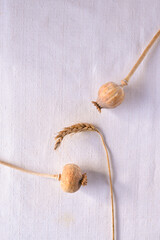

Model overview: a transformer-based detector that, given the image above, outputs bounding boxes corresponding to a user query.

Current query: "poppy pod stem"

[122,30,160,85]
[0,160,61,180]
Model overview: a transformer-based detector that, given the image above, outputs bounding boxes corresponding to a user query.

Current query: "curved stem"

[96,130,115,240]
[0,160,60,180]
[124,30,160,83]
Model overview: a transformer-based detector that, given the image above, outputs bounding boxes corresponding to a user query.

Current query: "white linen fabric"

[0,1,160,239]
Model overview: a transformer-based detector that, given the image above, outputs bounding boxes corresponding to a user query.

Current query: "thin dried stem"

[0,160,60,180]
[54,123,115,240]
[122,30,160,84]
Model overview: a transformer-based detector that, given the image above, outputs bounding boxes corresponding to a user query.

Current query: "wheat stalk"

[54,123,115,240]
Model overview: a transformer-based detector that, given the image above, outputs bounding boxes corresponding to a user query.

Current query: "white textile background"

[0,1,160,240]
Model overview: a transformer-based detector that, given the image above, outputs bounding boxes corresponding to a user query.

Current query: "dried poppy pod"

[60,164,87,193]
[0,160,87,194]
[92,82,125,111]
[92,30,160,112]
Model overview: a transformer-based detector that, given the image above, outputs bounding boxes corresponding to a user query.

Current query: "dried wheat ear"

[92,30,160,112]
